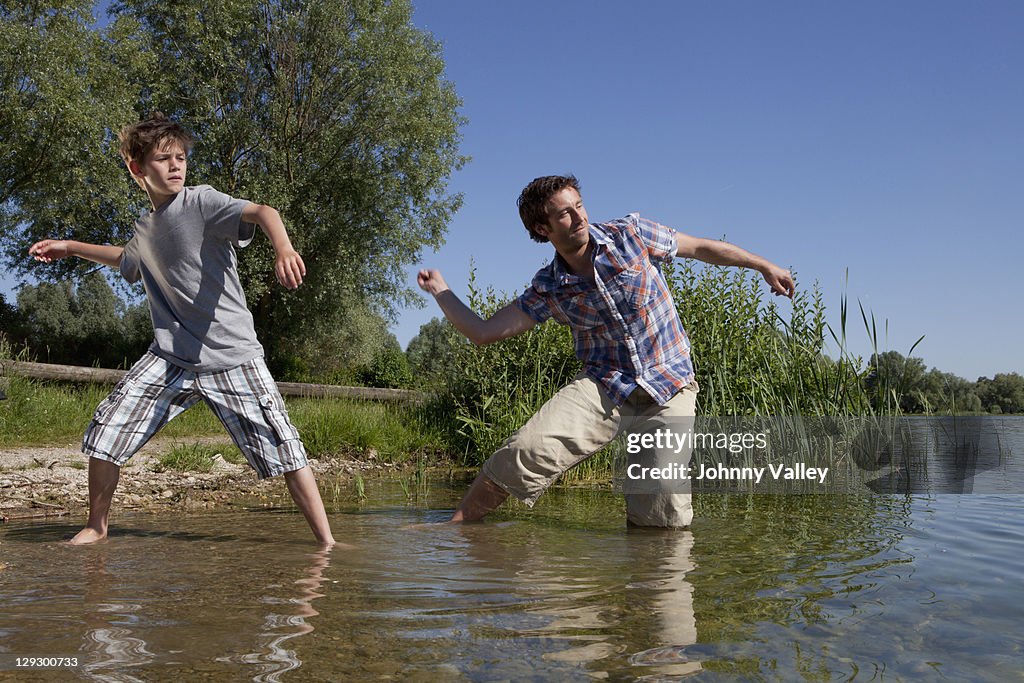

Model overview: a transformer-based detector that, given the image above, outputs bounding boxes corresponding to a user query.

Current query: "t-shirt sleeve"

[196,185,257,247]
[515,285,553,324]
[119,236,141,283]
[632,214,677,264]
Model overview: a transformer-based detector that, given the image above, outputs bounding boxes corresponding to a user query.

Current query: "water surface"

[1,483,1022,681]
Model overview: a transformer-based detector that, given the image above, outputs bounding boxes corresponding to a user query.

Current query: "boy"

[30,113,335,546]
[418,175,794,527]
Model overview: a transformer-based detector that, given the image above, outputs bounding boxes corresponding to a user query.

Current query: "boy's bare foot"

[67,527,107,545]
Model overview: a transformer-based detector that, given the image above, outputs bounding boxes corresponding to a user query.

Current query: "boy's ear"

[127,159,143,178]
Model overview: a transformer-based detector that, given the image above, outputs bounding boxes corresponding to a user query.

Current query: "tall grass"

[1,358,454,463]
[442,268,580,461]
[439,262,916,469]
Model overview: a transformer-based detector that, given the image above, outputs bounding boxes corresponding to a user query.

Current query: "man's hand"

[417,269,449,296]
[762,264,795,298]
[29,240,72,263]
[275,248,306,289]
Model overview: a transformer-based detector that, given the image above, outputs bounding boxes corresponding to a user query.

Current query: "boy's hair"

[118,112,194,165]
[517,175,581,243]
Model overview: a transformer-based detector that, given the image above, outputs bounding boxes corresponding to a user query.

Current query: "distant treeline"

[0,274,412,389]
[3,264,1021,439]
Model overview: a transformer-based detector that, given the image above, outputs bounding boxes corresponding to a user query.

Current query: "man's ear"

[533,222,550,239]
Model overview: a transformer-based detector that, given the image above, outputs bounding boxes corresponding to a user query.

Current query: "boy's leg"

[283,466,335,546]
[459,375,621,522]
[75,353,198,544]
[68,458,121,545]
[197,357,335,544]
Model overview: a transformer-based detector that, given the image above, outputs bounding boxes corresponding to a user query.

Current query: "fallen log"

[0,360,424,402]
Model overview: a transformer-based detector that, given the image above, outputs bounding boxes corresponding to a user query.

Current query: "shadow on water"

[1,483,1023,681]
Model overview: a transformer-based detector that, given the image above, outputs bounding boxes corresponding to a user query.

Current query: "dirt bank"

[0,438,388,523]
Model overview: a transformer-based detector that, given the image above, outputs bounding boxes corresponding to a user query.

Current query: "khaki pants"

[482,375,699,527]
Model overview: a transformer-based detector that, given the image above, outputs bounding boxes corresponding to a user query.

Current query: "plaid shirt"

[516,213,694,406]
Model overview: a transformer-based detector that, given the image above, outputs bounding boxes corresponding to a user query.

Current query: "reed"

[440,262,917,468]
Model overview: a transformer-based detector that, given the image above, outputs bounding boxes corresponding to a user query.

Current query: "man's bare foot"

[67,527,107,545]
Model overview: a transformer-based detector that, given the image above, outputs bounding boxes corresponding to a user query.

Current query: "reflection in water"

[624,531,701,680]
[80,548,156,683]
[1,477,1023,681]
[220,547,330,682]
[408,520,702,679]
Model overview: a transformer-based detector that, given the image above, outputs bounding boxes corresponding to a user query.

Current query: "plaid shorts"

[83,352,307,479]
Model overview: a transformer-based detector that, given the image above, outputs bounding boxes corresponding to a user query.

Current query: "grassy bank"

[0,373,457,465]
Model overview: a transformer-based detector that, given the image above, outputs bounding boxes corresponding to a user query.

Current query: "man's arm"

[242,203,305,290]
[417,269,537,346]
[674,233,795,298]
[29,240,124,268]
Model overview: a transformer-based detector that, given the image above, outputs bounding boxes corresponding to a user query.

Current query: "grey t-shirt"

[120,185,264,371]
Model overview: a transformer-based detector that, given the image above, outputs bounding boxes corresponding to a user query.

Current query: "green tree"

[14,271,148,367]
[1,1,146,278]
[864,350,929,414]
[2,0,465,375]
[359,332,412,388]
[917,369,982,414]
[110,0,465,371]
[0,292,26,348]
[977,373,1024,415]
[405,316,455,387]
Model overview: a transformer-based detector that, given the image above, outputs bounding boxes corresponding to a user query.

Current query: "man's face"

[132,140,187,201]
[536,187,589,250]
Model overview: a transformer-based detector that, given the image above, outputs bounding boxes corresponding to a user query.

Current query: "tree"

[0,292,26,349]
[2,0,465,376]
[1,2,145,279]
[109,0,465,372]
[864,351,929,414]
[406,316,455,386]
[977,373,1024,415]
[14,271,149,367]
[918,369,982,414]
[359,332,412,388]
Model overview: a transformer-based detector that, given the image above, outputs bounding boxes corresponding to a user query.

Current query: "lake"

[2,473,1022,681]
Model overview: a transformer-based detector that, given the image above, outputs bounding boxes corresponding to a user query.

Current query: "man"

[418,175,793,527]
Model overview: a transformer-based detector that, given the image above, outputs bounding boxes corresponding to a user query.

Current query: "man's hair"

[118,112,194,165]
[517,175,581,243]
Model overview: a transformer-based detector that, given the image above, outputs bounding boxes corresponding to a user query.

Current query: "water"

[2,480,1022,681]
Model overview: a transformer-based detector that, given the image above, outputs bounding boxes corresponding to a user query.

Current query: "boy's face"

[535,187,590,251]
[130,140,187,203]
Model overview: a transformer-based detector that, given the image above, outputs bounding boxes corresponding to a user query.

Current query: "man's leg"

[624,383,699,528]
[453,375,620,522]
[68,457,121,545]
[451,471,510,522]
[284,466,336,547]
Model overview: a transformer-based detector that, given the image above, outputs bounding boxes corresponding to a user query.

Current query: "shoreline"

[0,438,398,523]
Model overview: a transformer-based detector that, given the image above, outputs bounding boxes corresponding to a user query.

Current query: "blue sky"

[4,1,1021,380]
[397,0,1023,381]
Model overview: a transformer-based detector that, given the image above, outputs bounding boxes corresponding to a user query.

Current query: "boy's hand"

[29,239,72,263]
[276,248,306,289]
[417,269,449,296]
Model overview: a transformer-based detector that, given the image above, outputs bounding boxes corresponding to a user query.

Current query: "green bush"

[436,262,890,466]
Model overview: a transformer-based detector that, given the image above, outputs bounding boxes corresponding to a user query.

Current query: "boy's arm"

[674,233,795,298]
[241,203,305,290]
[29,240,124,269]
[417,269,536,346]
